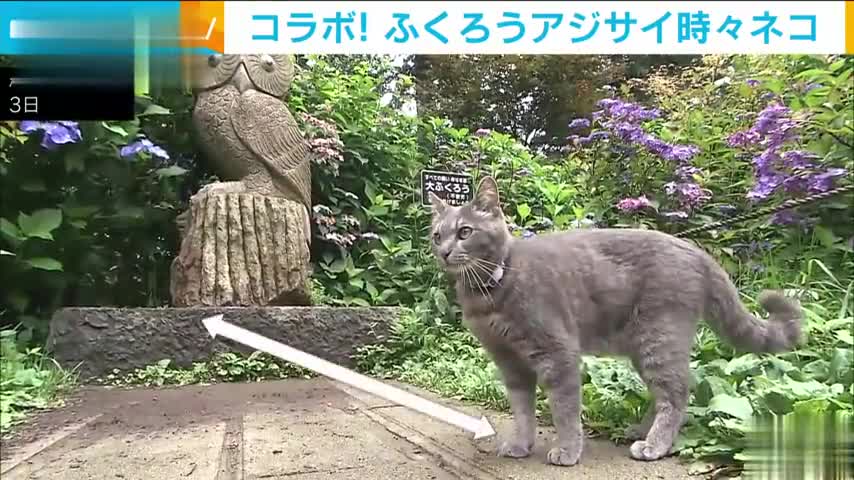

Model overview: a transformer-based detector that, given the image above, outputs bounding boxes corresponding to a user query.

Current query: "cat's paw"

[624,423,648,441]
[497,439,532,458]
[546,446,581,467]
[629,440,669,461]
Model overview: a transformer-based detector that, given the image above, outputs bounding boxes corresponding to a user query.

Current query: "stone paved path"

[0,379,695,479]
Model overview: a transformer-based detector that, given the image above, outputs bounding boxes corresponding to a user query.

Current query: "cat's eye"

[457,226,473,239]
[432,232,441,244]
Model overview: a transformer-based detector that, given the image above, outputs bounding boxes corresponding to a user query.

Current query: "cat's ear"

[428,192,447,215]
[473,176,501,215]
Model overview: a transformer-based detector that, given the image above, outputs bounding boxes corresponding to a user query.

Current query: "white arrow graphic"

[202,314,496,440]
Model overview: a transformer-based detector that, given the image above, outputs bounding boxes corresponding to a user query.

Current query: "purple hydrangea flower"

[752,150,780,174]
[474,128,492,137]
[770,210,803,226]
[612,122,644,143]
[19,120,82,150]
[616,195,652,212]
[121,137,170,160]
[747,173,785,201]
[781,150,818,169]
[665,181,710,208]
[726,129,762,148]
[746,79,760,87]
[663,144,701,163]
[806,167,847,193]
[568,118,591,130]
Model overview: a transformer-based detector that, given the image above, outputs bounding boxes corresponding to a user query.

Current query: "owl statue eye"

[208,54,222,67]
[260,54,275,72]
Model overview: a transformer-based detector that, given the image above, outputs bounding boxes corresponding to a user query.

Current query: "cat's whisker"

[473,257,516,272]
[462,263,489,301]
[467,261,495,305]
[471,258,525,298]
[462,265,476,291]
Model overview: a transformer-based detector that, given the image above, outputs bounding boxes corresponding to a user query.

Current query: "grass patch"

[99,351,314,388]
[0,328,77,433]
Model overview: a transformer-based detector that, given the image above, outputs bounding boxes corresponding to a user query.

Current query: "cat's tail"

[703,263,802,353]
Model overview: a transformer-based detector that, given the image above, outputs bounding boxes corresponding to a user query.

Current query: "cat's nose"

[440,249,452,260]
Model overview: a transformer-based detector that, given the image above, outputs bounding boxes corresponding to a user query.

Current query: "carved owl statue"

[188,53,312,235]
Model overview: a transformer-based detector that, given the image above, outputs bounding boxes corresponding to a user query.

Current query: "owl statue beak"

[233,62,254,94]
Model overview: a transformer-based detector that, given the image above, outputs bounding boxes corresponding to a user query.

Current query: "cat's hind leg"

[624,398,656,441]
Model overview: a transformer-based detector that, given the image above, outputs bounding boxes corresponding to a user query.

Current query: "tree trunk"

[170,191,311,307]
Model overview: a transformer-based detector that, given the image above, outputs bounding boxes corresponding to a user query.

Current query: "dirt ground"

[1,379,695,480]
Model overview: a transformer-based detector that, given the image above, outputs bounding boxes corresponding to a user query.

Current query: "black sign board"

[420,169,474,207]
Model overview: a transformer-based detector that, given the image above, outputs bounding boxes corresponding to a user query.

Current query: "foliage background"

[1,54,852,465]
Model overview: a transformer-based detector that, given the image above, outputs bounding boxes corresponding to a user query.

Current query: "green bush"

[0,328,76,432]
[0,54,850,468]
[0,96,207,341]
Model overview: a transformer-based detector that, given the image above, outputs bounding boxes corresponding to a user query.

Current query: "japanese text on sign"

[421,170,473,207]
[224,2,848,55]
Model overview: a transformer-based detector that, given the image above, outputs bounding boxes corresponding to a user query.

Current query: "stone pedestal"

[170,191,311,307]
[46,307,401,380]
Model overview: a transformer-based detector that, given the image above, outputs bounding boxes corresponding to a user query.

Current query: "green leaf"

[25,257,63,271]
[155,165,188,178]
[115,206,145,219]
[20,180,47,192]
[724,354,762,376]
[792,398,831,415]
[813,226,838,248]
[140,104,171,116]
[835,329,853,345]
[347,297,370,307]
[101,122,128,137]
[516,203,531,221]
[17,209,63,240]
[695,376,735,406]
[326,257,347,274]
[707,393,754,420]
[0,218,22,240]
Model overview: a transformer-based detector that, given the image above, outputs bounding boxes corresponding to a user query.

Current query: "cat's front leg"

[491,348,537,458]
[539,353,583,467]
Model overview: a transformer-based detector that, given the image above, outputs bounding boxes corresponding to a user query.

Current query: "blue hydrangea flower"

[120,137,170,160]
[19,120,82,150]
[567,118,591,130]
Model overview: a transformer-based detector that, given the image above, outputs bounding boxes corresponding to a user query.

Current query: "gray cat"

[428,176,802,466]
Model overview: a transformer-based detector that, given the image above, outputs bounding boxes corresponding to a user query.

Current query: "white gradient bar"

[9,20,131,40]
[10,77,130,87]
[8,18,217,41]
